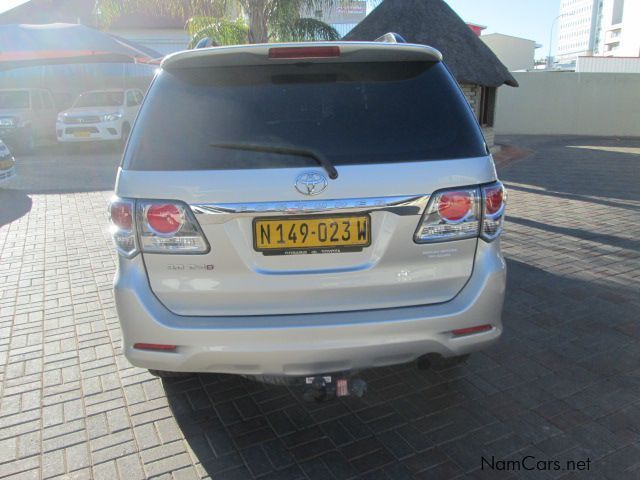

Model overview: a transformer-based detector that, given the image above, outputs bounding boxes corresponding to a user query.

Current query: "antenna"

[373,32,407,43]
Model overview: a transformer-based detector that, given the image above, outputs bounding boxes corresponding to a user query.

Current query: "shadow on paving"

[161,258,640,480]
[507,215,640,252]
[8,143,121,194]
[0,189,32,226]
[497,135,640,203]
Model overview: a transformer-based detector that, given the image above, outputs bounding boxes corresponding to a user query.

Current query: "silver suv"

[0,88,57,152]
[110,42,507,385]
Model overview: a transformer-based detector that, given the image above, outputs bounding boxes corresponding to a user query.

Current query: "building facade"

[597,0,640,56]
[481,33,539,71]
[556,0,639,64]
[556,0,601,64]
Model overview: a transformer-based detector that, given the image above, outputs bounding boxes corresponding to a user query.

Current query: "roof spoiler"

[374,32,407,44]
[164,42,442,70]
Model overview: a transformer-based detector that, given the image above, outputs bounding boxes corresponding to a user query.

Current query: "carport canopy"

[0,23,162,71]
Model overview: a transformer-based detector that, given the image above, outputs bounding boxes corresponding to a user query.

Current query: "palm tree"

[98,0,341,45]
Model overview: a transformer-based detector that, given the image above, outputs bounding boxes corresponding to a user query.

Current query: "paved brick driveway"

[1,136,639,479]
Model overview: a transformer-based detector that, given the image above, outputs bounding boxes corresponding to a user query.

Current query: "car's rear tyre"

[148,369,193,378]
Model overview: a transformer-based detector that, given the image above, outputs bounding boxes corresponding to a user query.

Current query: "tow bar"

[302,375,367,402]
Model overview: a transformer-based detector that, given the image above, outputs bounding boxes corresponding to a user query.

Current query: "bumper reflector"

[451,324,492,336]
[134,343,177,352]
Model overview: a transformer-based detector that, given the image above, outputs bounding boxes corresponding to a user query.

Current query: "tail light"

[414,182,506,243]
[480,182,506,241]
[414,188,480,243]
[109,198,137,257]
[108,198,209,257]
[146,203,184,235]
[137,201,209,253]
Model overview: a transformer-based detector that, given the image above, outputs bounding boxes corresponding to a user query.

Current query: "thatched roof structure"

[344,0,518,88]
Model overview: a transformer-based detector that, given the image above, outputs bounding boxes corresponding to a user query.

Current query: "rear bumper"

[56,120,123,143]
[114,241,506,376]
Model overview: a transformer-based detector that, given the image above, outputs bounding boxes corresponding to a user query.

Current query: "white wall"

[495,71,640,136]
[577,56,640,72]
[481,34,536,71]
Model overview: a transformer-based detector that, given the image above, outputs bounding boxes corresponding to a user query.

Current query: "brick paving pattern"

[0,136,639,479]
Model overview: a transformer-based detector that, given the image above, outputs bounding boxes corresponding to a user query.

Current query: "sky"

[0,0,30,15]
[443,0,561,58]
[0,0,563,58]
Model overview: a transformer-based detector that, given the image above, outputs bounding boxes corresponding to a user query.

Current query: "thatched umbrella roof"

[344,0,518,88]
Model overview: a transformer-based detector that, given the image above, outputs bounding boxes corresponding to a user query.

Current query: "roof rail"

[373,32,407,44]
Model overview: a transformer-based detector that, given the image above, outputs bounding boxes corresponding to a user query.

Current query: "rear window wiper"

[209,142,338,179]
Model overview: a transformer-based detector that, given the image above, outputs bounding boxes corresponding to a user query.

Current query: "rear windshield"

[125,61,486,171]
[74,92,124,108]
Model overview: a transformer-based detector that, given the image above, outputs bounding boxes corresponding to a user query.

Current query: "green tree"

[98,0,341,45]
[187,17,250,47]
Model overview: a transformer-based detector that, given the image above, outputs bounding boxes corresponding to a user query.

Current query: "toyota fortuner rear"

[111,41,507,382]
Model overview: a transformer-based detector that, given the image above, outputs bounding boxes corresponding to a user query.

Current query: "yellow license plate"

[73,131,91,138]
[0,159,13,170]
[254,215,371,253]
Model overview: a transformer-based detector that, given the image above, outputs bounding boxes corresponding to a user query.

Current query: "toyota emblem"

[294,171,328,196]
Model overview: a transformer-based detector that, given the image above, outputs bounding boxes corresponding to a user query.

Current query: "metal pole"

[548,15,560,69]
[548,13,568,69]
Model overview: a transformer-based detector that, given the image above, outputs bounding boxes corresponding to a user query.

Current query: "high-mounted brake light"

[268,46,341,59]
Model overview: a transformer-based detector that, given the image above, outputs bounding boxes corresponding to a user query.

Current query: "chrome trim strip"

[191,195,429,223]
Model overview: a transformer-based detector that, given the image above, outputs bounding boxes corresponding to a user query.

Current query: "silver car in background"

[109,41,507,386]
[0,88,57,152]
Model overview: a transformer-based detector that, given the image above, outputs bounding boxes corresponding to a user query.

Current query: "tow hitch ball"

[302,375,367,402]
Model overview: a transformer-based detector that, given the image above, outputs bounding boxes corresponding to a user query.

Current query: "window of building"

[612,0,624,24]
[479,87,496,127]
